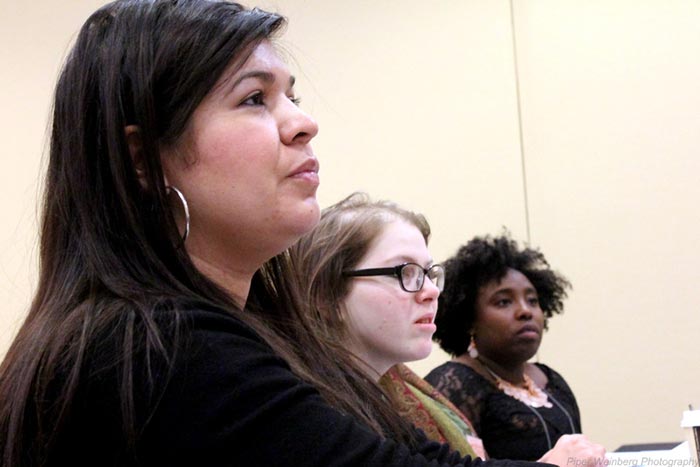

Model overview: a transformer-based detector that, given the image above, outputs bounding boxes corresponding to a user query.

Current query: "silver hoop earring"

[166,185,190,243]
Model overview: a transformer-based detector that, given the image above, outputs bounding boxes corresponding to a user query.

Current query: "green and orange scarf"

[380,363,486,459]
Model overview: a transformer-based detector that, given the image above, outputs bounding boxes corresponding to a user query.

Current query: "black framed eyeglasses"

[344,262,445,293]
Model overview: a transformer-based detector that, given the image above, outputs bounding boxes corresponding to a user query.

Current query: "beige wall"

[2,0,698,452]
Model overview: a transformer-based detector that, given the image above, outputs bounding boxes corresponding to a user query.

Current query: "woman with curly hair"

[426,234,581,461]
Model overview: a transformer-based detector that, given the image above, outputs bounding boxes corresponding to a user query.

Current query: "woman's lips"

[414,314,437,332]
[289,158,320,186]
[517,324,540,339]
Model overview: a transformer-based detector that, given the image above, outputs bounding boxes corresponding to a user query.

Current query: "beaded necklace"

[477,358,578,450]
[480,361,552,408]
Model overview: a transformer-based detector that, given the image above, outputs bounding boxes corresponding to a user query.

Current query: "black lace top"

[425,362,581,461]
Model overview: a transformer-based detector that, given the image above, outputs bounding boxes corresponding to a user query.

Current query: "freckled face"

[472,269,545,364]
[162,41,320,274]
[342,219,441,378]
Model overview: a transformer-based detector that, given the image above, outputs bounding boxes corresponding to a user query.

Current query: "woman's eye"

[241,92,265,106]
[528,297,539,306]
[495,299,511,307]
[289,96,301,106]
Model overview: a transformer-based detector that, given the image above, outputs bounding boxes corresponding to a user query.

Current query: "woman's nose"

[416,277,440,302]
[515,299,533,319]
[279,99,319,146]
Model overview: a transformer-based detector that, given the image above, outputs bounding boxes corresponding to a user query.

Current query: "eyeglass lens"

[399,264,445,292]
[428,266,445,291]
[400,264,423,291]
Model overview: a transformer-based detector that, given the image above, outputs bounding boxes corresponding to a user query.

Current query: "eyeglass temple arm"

[343,267,400,277]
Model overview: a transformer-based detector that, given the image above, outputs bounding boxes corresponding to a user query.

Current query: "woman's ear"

[125,125,148,188]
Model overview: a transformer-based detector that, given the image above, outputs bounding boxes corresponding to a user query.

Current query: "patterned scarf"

[379,363,486,459]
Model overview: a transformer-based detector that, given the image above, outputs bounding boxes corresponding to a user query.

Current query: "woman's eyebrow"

[492,288,513,296]
[229,71,296,90]
[230,70,274,89]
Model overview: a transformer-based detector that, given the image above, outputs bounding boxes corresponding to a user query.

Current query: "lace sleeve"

[425,362,495,436]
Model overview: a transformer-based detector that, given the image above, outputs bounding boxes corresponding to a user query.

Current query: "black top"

[425,361,581,461]
[52,305,546,467]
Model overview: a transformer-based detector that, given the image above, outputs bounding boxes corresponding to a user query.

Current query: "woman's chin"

[271,202,320,257]
[291,199,321,235]
[405,344,433,364]
[518,345,541,363]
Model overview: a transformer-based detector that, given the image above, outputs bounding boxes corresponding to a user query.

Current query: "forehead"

[363,219,428,261]
[210,40,291,94]
[482,268,535,294]
[238,40,287,72]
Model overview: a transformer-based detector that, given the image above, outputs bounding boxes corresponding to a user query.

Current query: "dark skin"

[454,268,548,389]
[449,271,606,464]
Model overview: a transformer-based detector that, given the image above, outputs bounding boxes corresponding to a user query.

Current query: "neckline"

[445,359,578,437]
[477,358,553,409]
[449,358,551,392]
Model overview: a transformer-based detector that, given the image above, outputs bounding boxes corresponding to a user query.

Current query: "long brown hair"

[0,4,440,465]
[0,1,288,464]
[283,192,432,442]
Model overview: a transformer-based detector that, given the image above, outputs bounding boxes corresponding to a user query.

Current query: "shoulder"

[155,302,261,335]
[424,361,492,395]
[157,303,287,380]
[426,361,483,382]
[150,302,272,355]
[85,301,269,390]
[533,362,565,383]
[533,362,575,394]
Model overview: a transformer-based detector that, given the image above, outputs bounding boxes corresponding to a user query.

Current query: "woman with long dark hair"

[0,2,603,466]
